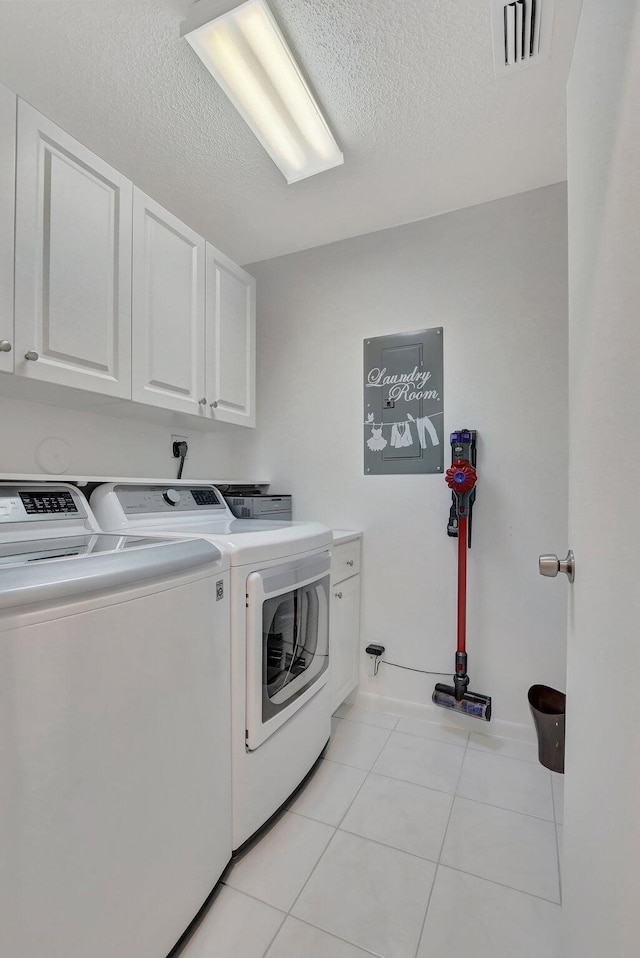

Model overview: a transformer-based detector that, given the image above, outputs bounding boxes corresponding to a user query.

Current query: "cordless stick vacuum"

[433,430,492,721]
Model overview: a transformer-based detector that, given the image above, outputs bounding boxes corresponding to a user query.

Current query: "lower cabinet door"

[330,573,361,712]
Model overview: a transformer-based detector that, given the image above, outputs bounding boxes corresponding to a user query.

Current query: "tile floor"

[178,703,564,958]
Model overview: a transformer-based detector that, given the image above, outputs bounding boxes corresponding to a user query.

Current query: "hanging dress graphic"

[367,424,387,452]
[390,421,414,448]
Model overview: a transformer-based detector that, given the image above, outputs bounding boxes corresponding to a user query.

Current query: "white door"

[562,5,640,957]
[0,84,16,375]
[14,100,132,397]
[132,189,207,416]
[205,242,256,427]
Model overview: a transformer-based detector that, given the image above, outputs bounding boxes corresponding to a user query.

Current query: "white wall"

[250,185,569,729]
[0,393,258,481]
[563,3,640,955]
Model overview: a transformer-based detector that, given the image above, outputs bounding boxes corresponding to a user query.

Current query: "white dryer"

[91,483,333,851]
[0,483,232,958]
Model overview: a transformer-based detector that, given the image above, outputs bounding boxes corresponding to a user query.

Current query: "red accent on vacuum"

[445,461,477,498]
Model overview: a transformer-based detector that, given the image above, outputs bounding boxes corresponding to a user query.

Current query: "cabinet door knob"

[334,591,343,599]
[209,401,218,409]
[347,559,354,566]
[0,340,11,353]
[24,349,39,361]
[198,397,207,405]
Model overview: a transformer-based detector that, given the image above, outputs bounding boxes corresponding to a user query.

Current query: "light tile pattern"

[293,829,436,958]
[337,704,401,730]
[288,759,367,826]
[441,798,560,901]
[456,748,554,820]
[323,716,391,770]
[395,716,469,747]
[372,729,465,793]
[265,917,374,958]
[557,824,564,856]
[224,811,334,911]
[469,730,539,763]
[340,772,453,860]
[179,711,563,958]
[552,771,564,824]
[418,866,562,958]
[178,886,284,958]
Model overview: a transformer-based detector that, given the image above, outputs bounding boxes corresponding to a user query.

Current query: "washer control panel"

[21,490,78,515]
[116,485,228,516]
[0,485,87,524]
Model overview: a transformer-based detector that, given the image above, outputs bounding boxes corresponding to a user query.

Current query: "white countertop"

[0,474,269,487]
[332,529,363,545]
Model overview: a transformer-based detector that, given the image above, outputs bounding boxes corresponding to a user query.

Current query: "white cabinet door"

[205,243,256,427]
[132,189,207,416]
[14,100,132,397]
[0,84,16,375]
[330,574,361,712]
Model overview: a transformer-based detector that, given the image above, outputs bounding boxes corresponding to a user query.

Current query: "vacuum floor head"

[432,683,492,722]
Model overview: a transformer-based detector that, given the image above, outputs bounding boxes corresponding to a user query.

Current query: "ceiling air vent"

[490,0,555,76]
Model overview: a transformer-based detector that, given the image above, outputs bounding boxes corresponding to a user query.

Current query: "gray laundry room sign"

[364,328,444,475]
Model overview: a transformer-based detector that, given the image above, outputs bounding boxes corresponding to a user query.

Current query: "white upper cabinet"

[0,84,16,375]
[131,189,207,416]
[3,88,256,424]
[206,243,256,428]
[14,100,132,397]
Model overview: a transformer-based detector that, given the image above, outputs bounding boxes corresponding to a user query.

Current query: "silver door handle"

[198,397,207,405]
[334,591,343,599]
[24,349,39,361]
[209,401,218,409]
[0,340,11,352]
[346,559,354,567]
[539,550,575,583]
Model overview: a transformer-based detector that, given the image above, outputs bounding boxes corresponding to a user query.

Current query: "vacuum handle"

[457,514,468,654]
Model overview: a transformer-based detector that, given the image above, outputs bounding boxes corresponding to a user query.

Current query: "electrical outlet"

[171,434,188,458]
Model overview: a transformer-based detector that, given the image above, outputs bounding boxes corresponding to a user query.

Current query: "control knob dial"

[163,488,181,507]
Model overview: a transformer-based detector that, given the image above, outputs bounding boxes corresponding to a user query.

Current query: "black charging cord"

[173,441,188,479]
[380,660,451,677]
[366,644,450,678]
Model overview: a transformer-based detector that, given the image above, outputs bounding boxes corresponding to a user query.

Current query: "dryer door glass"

[262,575,329,721]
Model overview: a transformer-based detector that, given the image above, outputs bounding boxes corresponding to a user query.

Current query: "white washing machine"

[0,483,232,958]
[91,482,333,851]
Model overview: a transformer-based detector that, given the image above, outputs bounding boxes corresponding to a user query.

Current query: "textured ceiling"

[0,0,581,264]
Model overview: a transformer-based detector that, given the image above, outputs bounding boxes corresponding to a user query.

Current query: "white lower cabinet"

[0,83,16,375]
[14,100,133,398]
[131,189,207,416]
[330,536,362,712]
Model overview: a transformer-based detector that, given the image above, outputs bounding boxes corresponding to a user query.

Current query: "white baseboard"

[350,689,536,745]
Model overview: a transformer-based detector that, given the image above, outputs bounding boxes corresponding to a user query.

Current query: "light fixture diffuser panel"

[182,0,344,183]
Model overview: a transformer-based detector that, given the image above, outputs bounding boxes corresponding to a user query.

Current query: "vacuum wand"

[433,429,492,721]
[455,513,469,701]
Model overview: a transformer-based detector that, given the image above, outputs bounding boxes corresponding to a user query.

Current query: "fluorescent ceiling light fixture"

[181,0,344,184]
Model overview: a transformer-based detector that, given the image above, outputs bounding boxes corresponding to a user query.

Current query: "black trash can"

[528,684,565,774]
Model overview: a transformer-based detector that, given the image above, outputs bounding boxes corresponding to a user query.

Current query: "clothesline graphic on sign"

[365,411,442,452]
